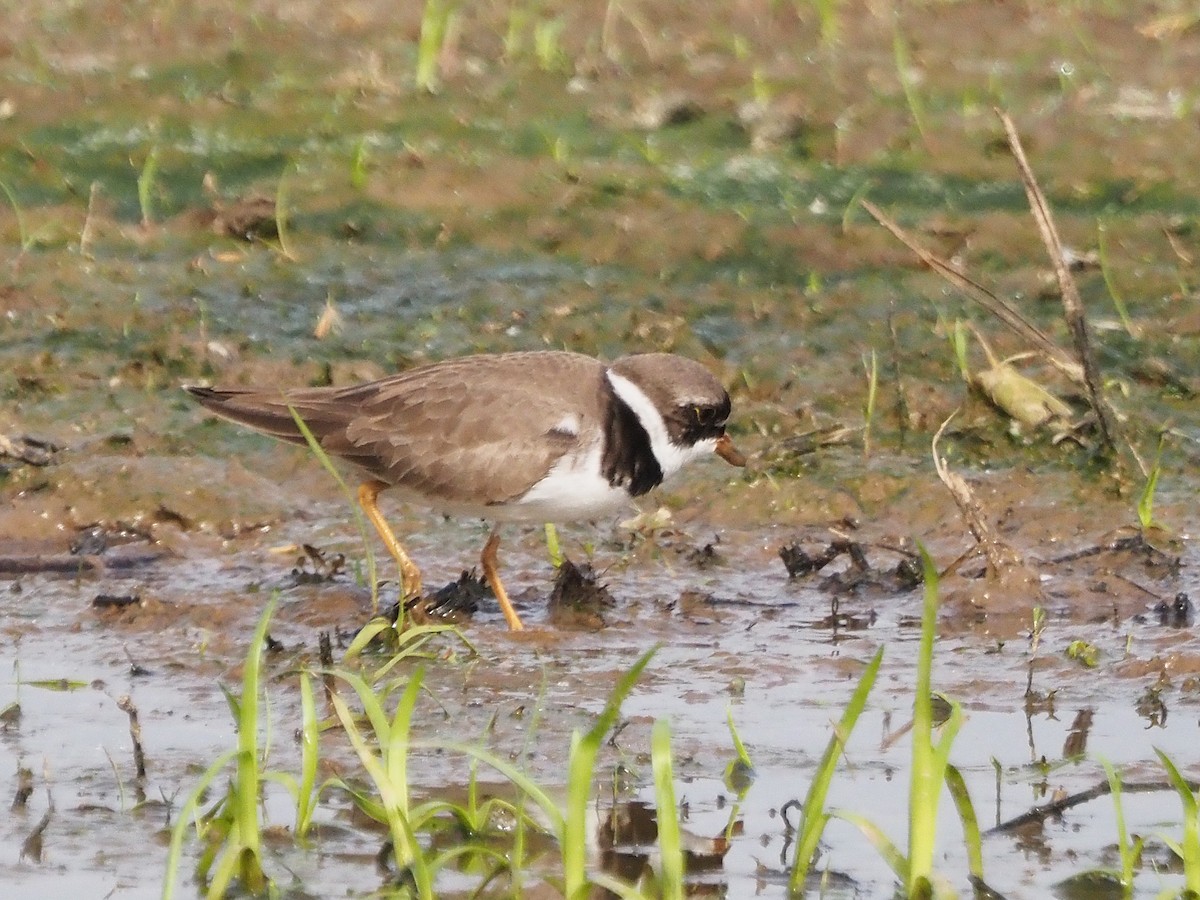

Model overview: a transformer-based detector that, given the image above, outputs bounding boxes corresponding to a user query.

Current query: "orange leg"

[357,479,422,600]
[481,529,525,631]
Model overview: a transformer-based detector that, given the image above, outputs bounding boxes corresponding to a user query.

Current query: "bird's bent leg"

[481,529,525,631]
[357,479,422,599]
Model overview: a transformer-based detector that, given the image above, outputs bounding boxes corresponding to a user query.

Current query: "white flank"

[605,370,717,479]
[510,440,627,521]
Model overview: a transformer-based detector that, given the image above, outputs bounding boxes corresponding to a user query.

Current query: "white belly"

[500,440,630,522]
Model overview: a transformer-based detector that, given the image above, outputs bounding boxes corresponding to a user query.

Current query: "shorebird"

[186,350,745,630]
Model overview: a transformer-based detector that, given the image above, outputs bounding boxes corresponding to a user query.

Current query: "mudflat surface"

[1,2,1198,896]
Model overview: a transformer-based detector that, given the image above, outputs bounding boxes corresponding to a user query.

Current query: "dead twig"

[116,695,148,780]
[931,412,1026,578]
[859,199,1084,384]
[997,109,1118,455]
[990,778,1200,834]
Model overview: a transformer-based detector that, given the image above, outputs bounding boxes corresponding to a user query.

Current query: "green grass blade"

[230,596,275,892]
[288,406,380,609]
[862,348,878,458]
[1137,433,1165,532]
[274,161,294,260]
[416,0,455,92]
[652,719,684,900]
[834,809,910,885]
[564,646,659,898]
[892,27,927,147]
[432,741,563,835]
[161,750,238,900]
[1099,757,1138,889]
[295,671,319,837]
[544,522,564,568]
[137,144,160,228]
[385,669,424,817]
[1156,747,1200,893]
[727,706,753,770]
[907,548,941,892]
[944,763,983,882]
[789,646,883,893]
[329,688,415,870]
[0,180,31,251]
[1097,220,1138,338]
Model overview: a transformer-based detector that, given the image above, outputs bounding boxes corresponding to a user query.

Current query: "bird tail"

[184,385,352,449]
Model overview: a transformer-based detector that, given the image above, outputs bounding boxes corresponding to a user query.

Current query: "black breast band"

[599,378,663,497]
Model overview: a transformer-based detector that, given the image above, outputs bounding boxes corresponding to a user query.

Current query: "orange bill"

[714,433,747,467]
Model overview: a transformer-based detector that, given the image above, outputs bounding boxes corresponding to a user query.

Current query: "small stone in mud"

[1,702,21,732]
[894,556,925,590]
[209,194,278,242]
[735,97,810,151]
[0,433,59,467]
[631,92,704,130]
[92,593,141,610]
[1155,592,1193,627]
[12,763,32,804]
[548,558,613,629]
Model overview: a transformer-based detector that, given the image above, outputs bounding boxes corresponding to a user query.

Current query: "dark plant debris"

[780,537,923,596]
[290,543,347,584]
[92,593,141,610]
[548,558,614,629]
[71,523,154,556]
[401,570,488,624]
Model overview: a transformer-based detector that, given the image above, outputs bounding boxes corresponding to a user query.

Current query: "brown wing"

[188,351,607,505]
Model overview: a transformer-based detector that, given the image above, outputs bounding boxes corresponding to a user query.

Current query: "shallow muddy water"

[3,1,1200,897]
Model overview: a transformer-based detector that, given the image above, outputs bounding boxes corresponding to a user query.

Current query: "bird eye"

[694,406,714,425]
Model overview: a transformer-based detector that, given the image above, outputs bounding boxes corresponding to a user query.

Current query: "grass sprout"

[163,597,278,899]
[808,0,842,46]
[0,180,33,252]
[349,137,369,191]
[891,26,928,149]
[328,667,439,893]
[534,18,567,72]
[863,347,878,458]
[1101,757,1143,892]
[273,161,294,261]
[416,0,458,93]
[288,406,379,610]
[137,144,160,229]
[943,765,985,887]
[1137,433,1166,532]
[563,646,658,896]
[1098,220,1140,338]
[906,550,964,896]
[789,646,882,893]
[833,552,965,898]
[652,719,684,900]
[262,671,322,839]
[544,522,564,568]
[1155,748,1200,894]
